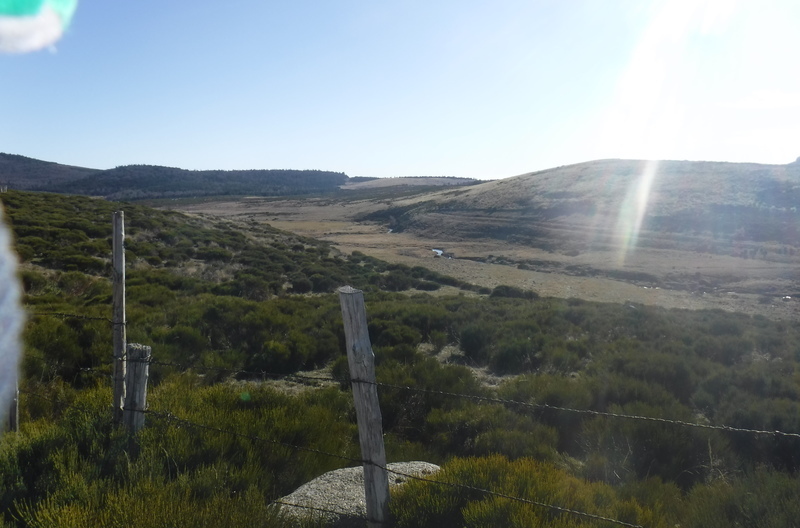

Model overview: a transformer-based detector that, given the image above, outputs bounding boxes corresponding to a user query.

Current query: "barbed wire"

[26,351,800,441]
[271,499,354,519]
[11,389,648,527]
[355,379,800,440]
[19,389,104,416]
[69,353,338,385]
[31,348,800,441]
[119,355,800,440]
[381,466,644,528]
[273,470,644,528]
[28,311,116,323]
[140,408,362,465]
[139,407,644,528]
[126,356,339,385]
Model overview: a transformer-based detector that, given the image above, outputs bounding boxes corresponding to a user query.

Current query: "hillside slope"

[383,159,800,253]
[0,153,100,189]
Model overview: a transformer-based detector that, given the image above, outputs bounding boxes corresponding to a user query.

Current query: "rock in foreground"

[278,461,440,527]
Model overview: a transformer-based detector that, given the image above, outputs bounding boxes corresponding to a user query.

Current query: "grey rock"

[278,461,440,527]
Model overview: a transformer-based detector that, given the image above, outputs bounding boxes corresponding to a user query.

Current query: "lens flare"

[615,160,659,265]
[0,0,77,53]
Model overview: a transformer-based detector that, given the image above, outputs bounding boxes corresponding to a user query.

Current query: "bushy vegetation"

[3,190,800,526]
[3,379,352,527]
[2,190,479,298]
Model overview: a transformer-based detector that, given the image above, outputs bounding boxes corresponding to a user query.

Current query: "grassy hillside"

[1,191,800,526]
[365,159,800,255]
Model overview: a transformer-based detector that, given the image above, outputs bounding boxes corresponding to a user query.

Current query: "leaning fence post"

[338,286,389,528]
[112,211,126,424]
[123,343,150,434]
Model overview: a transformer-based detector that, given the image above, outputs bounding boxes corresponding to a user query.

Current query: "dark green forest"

[1,190,800,527]
[47,165,349,200]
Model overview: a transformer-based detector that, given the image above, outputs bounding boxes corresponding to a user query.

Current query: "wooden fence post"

[338,286,389,528]
[123,343,150,434]
[112,211,126,424]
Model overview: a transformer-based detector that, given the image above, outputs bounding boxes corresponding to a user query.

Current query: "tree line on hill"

[0,153,350,199]
[47,165,350,200]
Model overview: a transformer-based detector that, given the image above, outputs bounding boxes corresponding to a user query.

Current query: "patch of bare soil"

[419,343,511,388]
[227,365,339,396]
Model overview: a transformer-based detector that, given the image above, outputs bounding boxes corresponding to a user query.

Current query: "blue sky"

[2,1,799,179]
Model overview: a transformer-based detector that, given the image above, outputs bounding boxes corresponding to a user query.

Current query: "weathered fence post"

[112,211,126,424]
[338,286,389,528]
[123,343,150,434]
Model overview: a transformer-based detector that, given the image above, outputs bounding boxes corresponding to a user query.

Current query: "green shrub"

[490,285,538,299]
[459,324,493,364]
[391,456,665,528]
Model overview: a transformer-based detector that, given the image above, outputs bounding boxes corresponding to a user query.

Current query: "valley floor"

[171,195,800,320]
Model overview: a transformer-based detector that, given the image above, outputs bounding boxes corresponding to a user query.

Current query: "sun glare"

[615,159,659,265]
[594,0,739,263]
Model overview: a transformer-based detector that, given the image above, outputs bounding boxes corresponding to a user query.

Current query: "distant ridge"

[0,153,348,199]
[0,153,99,188]
[50,164,349,200]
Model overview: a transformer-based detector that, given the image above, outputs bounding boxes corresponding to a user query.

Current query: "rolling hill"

[0,153,100,188]
[373,158,800,254]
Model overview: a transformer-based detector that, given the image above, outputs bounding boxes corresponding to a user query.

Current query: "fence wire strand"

[271,500,354,518]
[15,389,645,527]
[19,389,102,416]
[32,351,800,441]
[380,466,644,528]
[28,353,800,440]
[140,408,363,465]
[127,357,339,385]
[19,354,800,528]
[28,312,115,323]
[138,406,644,528]
[356,379,800,439]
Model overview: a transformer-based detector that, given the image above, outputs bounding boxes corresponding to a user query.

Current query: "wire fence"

[361,380,800,440]
[37,341,800,441]
[25,312,800,437]
[28,312,116,323]
[16,388,645,528]
[21,298,800,445]
[18,310,800,527]
[120,356,800,440]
